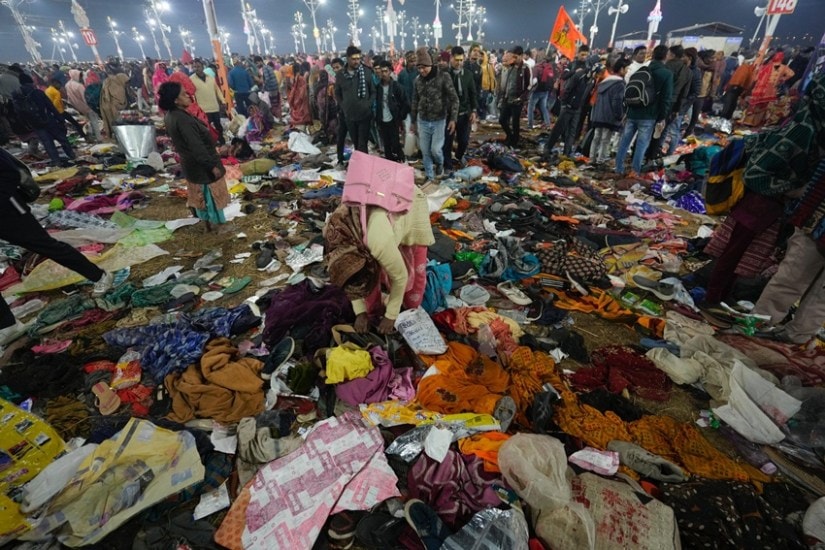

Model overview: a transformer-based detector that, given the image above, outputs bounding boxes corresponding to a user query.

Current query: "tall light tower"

[58,20,79,63]
[108,17,124,60]
[71,1,102,64]
[179,26,195,57]
[145,9,162,59]
[410,16,420,49]
[293,12,307,53]
[608,0,629,48]
[397,10,407,51]
[147,0,173,60]
[1,0,42,64]
[385,0,397,51]
[646,0,662,45]
[375,5,386,50]
[432,0,442,49]
[424,23,432,47]
[347,0,362,47]
[324,19,337,52]
[472,5,487,43]
[260,27,274,56]
[451,0,469,43]
[370,26,378,53]
[218,28,231,57]
[303,0,324,54]
[131,27,147,59]
[588,0,607,48]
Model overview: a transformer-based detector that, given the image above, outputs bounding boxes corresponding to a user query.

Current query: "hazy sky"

[1,0,822,63]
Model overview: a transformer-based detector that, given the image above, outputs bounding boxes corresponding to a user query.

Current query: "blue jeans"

[417,117,445,179]
[664,105,689,155]
[528,91,552,128]
[615,119,656,175]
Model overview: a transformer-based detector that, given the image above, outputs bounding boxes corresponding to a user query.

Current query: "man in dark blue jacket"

[228,56,254,116]
[543,45,592,159]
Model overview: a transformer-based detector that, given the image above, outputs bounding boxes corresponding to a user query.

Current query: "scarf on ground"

[743,73,825,197]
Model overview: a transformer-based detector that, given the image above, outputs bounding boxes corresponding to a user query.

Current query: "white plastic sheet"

[288,132,322,155]
[394,307,448,355]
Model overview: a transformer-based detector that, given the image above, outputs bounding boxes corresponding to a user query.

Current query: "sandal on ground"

[496,281,532,306]
[92,382,121,415]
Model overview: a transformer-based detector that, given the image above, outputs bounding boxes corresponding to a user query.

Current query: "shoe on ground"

[404,499,452,550]
[261,337,296,380]
[92,272,114,296]
[435,164,444,177]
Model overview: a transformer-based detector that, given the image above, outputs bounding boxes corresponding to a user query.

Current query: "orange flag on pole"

[550,6,587,61]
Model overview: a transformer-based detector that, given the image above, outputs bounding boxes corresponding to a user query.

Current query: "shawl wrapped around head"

[744,74,825,196]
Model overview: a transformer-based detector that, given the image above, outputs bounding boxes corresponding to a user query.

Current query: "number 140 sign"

[767,0,797,15]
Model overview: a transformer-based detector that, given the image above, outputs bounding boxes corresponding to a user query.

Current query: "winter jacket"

[480,55,497,92]
[261,64,279,93]
[0,147,30,213]
[411,67,458,122]
[397,67,417,104]
[164,109,222,186]
[665,59,692,114]
[559,60,591,110]
[14,83,65,132]
[464,59,483,90]
[334,65,376,123]
[497,63,531,105]
[228,66,253,93]
[533,61,557,93]
[590,75,625,130]
[686,63,702,104]
[627,59,673,122]
[375,79,409,122]
[66,70,91,116]
[190,72,225,114]
[449,66,478,118]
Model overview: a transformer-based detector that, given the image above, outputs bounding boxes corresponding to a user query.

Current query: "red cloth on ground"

[570,345,671,401]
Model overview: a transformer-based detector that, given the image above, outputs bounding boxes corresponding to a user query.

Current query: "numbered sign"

[767,0,798,15]
[80,28,98,46]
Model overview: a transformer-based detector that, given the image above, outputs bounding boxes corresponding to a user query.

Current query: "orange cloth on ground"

[417,341,509,416]
[506,346,557,424]
[458,432,511,473]
[165,338,265,424]
[551,288,637,322]
[553,384,771,484]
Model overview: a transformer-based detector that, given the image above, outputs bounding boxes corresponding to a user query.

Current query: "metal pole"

[109,17,124,60]
[609,0,624,48]
[201,0,233,111]
[59,21,79,62]
[145,11,162,59]
[751,11,767,47]
[3,0,42,64]
[150,1,173,60]
[132,28,147,59]
[589,0,602,47]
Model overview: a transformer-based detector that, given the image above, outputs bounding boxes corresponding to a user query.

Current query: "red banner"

[80,28,97,46]
[767,0,797,15]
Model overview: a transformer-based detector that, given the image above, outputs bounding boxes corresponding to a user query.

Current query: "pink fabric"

[364,244,428,316]
[334,346,414,407]
[217,413,400,550]
[152,63,170,101]
[66,73,91,115]
[84,71,100,86]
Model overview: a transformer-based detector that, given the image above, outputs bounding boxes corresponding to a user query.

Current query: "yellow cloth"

[351,189,435,320]
[325,346,374,384]
[45,86,64,113]
[466,310,524,339]
[190,72,225,114]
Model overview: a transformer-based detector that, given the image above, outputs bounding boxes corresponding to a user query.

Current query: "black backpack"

[12,89,48,129]
[625,66,655,108]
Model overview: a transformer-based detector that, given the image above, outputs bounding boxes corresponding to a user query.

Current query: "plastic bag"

[288,132,322,155]
[21,444,98,513]
[394,307,447,355]
[442,507,530,550]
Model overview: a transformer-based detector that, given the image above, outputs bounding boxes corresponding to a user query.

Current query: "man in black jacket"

[334,46,376,157]
[543,45,592,159]
[375,60,409,162]
[0,148,112,338]
[497,46,531,147]
[444,46,478,170]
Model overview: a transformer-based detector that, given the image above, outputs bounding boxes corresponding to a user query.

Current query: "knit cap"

[415,47,432,67]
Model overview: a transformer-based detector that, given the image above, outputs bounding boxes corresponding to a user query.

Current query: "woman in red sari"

[288,63,312,131]
[744,52,795,126]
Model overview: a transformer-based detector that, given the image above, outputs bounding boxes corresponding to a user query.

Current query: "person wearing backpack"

[543,45,592,159]
[12,74,75,166]
[589,59,628,165]
[653,45,692,157]
[528,54,555,130]
[614,44,673,176]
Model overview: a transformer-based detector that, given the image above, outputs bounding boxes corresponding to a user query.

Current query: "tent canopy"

[667,22,744,37]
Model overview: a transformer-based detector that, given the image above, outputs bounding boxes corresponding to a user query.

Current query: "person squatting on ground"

[324,188,434,335]
[410,47,459,182]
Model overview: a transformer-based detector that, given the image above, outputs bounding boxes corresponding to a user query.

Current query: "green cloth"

[744,74,825,197]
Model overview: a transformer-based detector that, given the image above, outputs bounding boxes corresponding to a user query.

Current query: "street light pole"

[294,12,307,53]
[145,10,162,59]
[131,27,147,59]
[1,0,42,64]
[108,17,124,60]
[347,0,361,47]
[589,0,602,47]
[58,20,79,63]
[148,0,173,60]
[325,19,337,52]
[303,0,323,54]
[608,0,629,48]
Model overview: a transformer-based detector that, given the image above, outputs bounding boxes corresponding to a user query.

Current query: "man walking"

[334,46,375,155]
[528,53,556,130]
[614,44,673,176]
[654,45,691,157]
[443,46,478,170]
[191,59,227,146]
[497,46,530,147]
[229,56,254,116]
[410,47,458,181]
[543,46,592,159]
[375,60,409,162]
